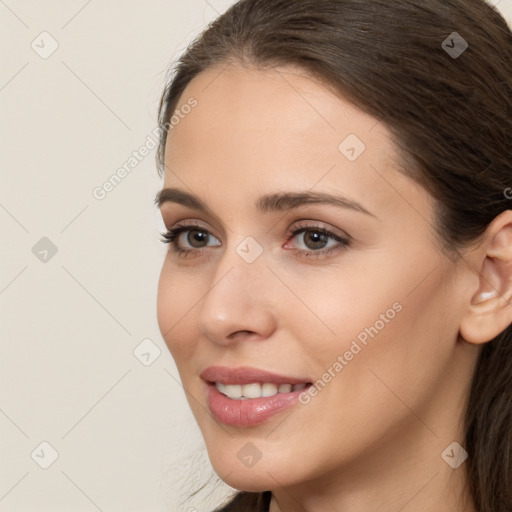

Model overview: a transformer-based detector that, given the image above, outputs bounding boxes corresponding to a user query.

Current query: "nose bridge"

[196,235,275,342]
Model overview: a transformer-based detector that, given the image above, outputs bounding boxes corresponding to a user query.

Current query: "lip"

[200,365,312,386]
[200,366,313,427]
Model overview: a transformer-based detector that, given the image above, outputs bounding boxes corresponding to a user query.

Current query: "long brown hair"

[156,1,512,510]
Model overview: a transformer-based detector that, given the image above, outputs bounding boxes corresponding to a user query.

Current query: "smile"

[200,366,313,427]
[215,381,309,399]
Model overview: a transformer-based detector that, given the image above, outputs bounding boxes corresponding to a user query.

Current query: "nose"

[196,247,277,346]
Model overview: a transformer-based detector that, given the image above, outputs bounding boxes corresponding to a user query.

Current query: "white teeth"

[242,383,263,399]
[223,384,242,398]
[261,383,278,397]
[215,382,308,399]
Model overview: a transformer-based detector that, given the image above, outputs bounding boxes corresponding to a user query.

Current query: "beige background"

[1,1,511,511]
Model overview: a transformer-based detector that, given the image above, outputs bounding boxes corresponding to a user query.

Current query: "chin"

[214,468,276,493]
[206,444,298,492]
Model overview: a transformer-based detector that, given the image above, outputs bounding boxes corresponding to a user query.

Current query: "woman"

[154,1,512,511]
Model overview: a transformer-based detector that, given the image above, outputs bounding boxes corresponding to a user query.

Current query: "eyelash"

[159,221,351,260]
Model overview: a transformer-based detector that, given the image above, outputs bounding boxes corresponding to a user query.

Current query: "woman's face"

[156,63,478,493]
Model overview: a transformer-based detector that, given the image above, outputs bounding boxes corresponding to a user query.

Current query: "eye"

[160,222,220,258]
[160,221,351,259]
[284,222,351,258]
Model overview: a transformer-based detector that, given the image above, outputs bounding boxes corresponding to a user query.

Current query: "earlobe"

[459,211,512,345]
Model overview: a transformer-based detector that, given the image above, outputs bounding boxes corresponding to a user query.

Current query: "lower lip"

[205,382,310,427]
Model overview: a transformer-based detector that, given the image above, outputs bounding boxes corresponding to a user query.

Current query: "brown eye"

[186,229,210,248]
[160,224,221,256]
[284,223,351,259]
[301,231,330,250]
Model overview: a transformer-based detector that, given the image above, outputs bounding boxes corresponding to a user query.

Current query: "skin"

[156,62,512,512]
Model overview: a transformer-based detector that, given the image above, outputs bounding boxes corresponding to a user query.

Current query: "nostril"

[229,330,254,337]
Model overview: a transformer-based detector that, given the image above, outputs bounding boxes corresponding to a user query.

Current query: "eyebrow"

[154,187,376,217]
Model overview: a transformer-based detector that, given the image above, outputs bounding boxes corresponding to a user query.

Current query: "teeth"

[262,383,278,397]
[215,382,308,399]
[223,384,242,398]
[242,383,263,399]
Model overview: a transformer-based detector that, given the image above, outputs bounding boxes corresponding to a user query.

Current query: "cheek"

[156,260,199,360]
[295,253,456,404]
[284,264,404,358]
[324,265,458,420]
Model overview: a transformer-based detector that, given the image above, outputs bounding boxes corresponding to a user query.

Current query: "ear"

[459,210,512,344]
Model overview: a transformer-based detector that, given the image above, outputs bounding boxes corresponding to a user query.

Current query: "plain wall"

[1,1,511,511]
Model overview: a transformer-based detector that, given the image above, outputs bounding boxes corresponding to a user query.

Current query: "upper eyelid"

[166,218,216,234]
[167,219,344,233]
[289,220,351,239]
[161,211,232,237]
[167,221,350,244]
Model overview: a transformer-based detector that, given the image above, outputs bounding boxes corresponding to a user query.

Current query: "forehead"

[163,63,429,222]
[165,62,386,158]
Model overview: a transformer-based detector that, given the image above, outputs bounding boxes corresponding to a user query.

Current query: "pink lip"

[200,366,312,427]
[200,365,311,385]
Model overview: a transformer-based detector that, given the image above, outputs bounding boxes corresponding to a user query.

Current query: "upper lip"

[200,366,312,385]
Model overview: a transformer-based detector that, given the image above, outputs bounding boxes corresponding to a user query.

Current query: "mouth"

[200,366,313,427]
[209,381,312,400]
